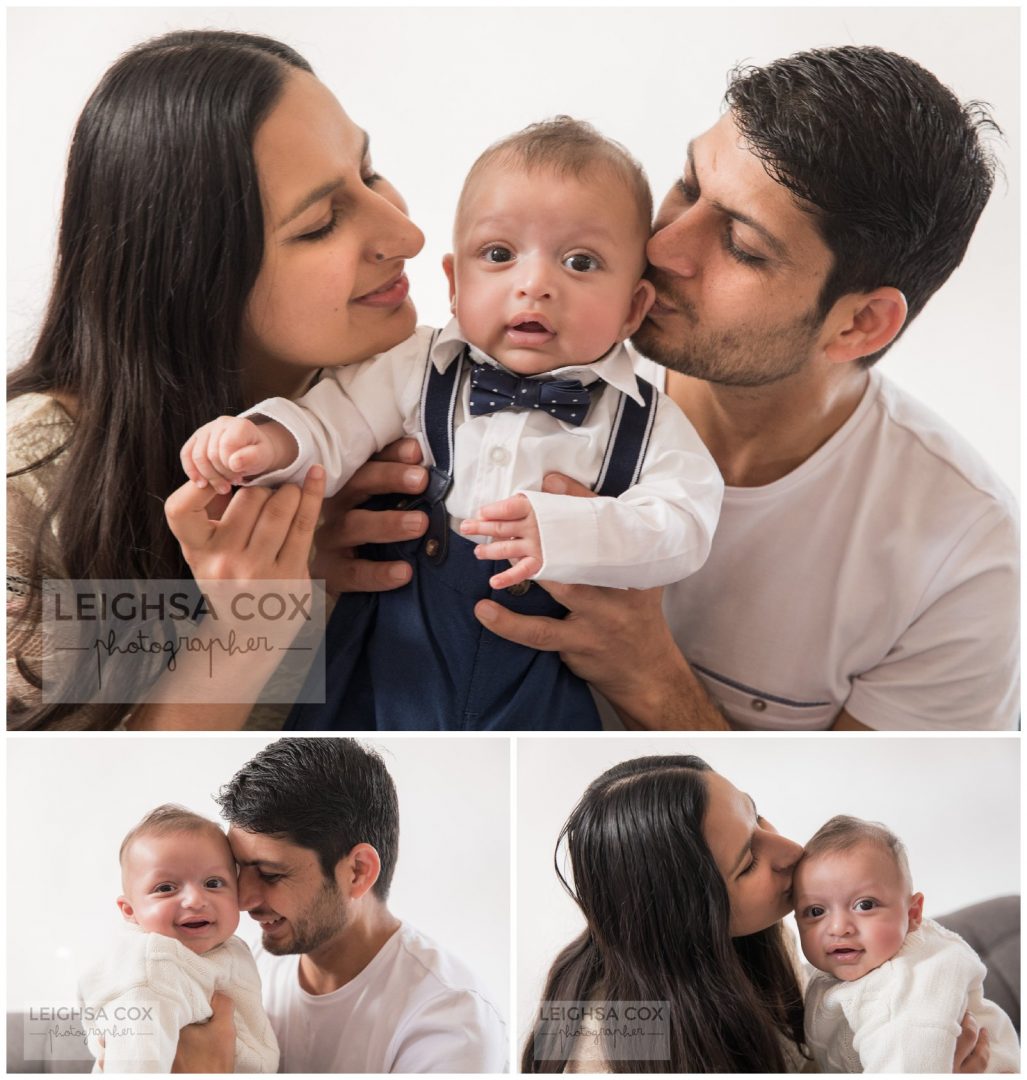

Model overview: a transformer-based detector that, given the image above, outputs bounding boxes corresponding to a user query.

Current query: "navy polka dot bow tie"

[467,361,594,426]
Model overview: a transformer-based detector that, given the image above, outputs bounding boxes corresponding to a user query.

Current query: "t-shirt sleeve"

[844,502,1019,729]
[388,989,507,1073]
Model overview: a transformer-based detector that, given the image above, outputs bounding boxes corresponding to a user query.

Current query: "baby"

[182,117,723,730]
[793,815,1019,1073]
[78,805,278,1073]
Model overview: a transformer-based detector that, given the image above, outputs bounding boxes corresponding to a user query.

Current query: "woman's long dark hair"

[522,756,806,1073]
[7,30,313,729]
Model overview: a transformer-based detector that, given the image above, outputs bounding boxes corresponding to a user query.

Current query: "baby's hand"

[461,494,542,589]
[180,416,294,495]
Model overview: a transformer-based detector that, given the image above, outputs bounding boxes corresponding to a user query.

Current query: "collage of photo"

[5,5,1020,1075]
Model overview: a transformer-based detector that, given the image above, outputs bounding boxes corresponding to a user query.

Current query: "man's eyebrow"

[278,130,370,229]
[685,140,790,261]
[728,794,760,877]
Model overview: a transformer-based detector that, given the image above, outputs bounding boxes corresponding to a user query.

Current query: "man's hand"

[461,494,542,588]
[953,1013,990,1073]
[312,438,429,595]
[172,992,236,1073]
[473,473,729,729]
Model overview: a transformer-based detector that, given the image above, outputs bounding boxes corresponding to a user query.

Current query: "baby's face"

[445,164,653,374]
[118,829,240,955]
[793,842,921,981]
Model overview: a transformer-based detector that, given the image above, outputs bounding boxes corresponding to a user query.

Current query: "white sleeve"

[388,989,507,1073]
[95,985,193,1074]
[966,989,1021,1073]
[522,392,723,588]
[239,332,428,498]
[845,502,1019,730]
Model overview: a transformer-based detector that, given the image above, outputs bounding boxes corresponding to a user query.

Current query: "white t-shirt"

[246,320,722,590]
[632,358,1019,730]
[254,922,507,1073]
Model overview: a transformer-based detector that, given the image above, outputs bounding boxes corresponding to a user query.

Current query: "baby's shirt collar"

[431,317,645,406]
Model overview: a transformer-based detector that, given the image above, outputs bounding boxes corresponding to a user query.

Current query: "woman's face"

[242,70,425,389]
[702,771,803,937]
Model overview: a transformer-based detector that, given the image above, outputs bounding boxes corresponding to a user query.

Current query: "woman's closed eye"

[738,854,759,876]
[297,209,343,244]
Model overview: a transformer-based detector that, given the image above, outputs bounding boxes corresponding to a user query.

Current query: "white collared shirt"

[245,320,722,589]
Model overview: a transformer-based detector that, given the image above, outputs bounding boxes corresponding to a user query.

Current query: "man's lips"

[352,271,409,307]
[251,912,287,932]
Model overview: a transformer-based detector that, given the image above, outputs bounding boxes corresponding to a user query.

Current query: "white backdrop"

[6,734,510,1022]
[7,6,1020,494]
[516,735,1020,1042]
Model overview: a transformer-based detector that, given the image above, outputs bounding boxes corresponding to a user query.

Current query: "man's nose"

[236,867,262,911]
[647,207,702,278]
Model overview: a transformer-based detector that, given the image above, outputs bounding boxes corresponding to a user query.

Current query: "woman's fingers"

[276,466,325,571]
[165,478,224,550]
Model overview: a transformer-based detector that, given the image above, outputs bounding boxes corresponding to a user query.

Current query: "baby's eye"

[205,877,226,889]
[805,905,825,918]
[563,253,600,273]
[855,899,877,911]
[482,245,514,264]
[152,883,176,894]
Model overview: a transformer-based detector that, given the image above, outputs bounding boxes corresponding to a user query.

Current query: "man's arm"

[171,993,235,1074]
[832,710,870,731]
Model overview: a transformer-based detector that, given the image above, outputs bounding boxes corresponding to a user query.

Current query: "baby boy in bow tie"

[182,118,723,727]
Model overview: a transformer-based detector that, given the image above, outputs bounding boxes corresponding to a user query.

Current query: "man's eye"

[563,253,600,273]
[258,872,283,884]
[481,245,514,264]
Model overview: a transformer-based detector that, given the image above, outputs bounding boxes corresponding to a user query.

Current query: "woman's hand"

[172,992,236,1073]
[953,1013,990,1073]
[313,438,429,594]
[165,465,324,582]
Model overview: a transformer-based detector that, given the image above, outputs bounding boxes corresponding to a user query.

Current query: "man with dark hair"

[181,738,506,1073]
[463,45,1018,730]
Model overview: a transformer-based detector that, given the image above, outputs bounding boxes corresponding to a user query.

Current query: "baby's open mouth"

[512,321,549,333]
[178,919,212,929]
[828,946,863,957]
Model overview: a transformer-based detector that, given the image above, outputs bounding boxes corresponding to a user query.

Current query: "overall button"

[751,698,767,712]
[507,581,531,596]
[425,538,440,557]
[489,446,510,466]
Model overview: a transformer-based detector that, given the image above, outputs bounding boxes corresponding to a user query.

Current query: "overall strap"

[413,334,463,564]
[593,376,658,497]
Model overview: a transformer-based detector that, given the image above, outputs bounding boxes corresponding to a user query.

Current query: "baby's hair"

[118,803,228,867]
[803,814,913,891]
[456,116,653,240]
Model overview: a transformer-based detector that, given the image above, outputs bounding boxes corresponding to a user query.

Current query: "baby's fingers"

[487,557,542,590]
[187,427,236,495]
[475,537,535,563]
[474,494,531,521]
[460,516,529,539]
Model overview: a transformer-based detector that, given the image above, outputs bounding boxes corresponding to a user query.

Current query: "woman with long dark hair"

[522,756,987,1073]
[7,30,424,729]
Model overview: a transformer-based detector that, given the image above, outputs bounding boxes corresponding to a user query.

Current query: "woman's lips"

[352,271,409,308]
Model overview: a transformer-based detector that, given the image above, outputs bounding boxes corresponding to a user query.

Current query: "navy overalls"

[287,341,657,731]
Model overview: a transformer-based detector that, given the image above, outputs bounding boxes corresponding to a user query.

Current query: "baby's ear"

[621,279,656,339]
[116,896,138,925]
[907,892,925,932]
[442,254,457,310]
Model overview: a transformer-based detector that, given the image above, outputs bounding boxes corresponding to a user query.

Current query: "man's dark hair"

[726,45,1000,366]
[216,738,400,900]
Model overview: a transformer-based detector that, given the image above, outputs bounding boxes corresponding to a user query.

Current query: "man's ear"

[822,287,907,364]
[907,892,925,932]
[116,896,138,925]
[336,843,382,902]
[620,279,656,340]
[442,254,457,314]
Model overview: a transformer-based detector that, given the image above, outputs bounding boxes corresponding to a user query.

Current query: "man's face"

[632,113,835,386]
[229,827,346,956]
